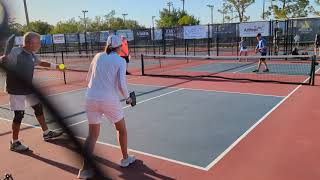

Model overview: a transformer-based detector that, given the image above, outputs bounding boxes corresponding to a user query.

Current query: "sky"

[4,0,320,27]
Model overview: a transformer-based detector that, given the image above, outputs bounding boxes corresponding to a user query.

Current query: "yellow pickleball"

[58,64,65,70]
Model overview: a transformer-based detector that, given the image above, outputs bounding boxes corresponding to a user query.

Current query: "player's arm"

[255,44,259,53]
[38,60,59,69]
[86,60,94,83]
[118,60,130,100]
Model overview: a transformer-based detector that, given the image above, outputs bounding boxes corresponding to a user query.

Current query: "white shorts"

[85,99,124,124]
[240,48,248,52]
[9,94,40,111]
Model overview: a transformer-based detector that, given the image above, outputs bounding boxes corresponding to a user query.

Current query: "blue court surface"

[0,84,284,169]
[183,62,315,75]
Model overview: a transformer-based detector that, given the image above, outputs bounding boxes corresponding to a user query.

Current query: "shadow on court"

[48,137,175,180]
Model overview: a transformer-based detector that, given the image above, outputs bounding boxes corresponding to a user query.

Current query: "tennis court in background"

[0,53,320,180]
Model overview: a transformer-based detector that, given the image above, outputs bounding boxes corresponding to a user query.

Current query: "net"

[141,54,318,85]
[38,53,94,72]
[37,53,95,84]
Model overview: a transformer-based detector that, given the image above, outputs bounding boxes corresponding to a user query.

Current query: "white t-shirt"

[86,52,129,102]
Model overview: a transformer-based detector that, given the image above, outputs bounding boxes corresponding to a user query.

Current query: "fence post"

[216,25,219,56]
[207,24,210,56]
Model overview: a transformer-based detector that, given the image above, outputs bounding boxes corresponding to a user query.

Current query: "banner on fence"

[210,23,237,38]
[116,29,134,41]
[134,29,151,41]
[65,33,79,43]
[164,28,176,40]
[79,33,86,43]
[40,35,53,45]
[184,25,208,39]
[53,34,65,44]
[152,29,162,40]
[99,31,110,42]
[86,32,100,43]
[239,21,270,37]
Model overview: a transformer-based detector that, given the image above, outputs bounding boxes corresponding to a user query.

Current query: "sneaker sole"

[43,132,64,141]
[120,157,136,168]
[10,147,29,152]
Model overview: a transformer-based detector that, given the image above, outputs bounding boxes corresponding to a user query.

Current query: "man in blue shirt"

[253,33,269,72]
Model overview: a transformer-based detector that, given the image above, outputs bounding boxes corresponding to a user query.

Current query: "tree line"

[8,0,320,35]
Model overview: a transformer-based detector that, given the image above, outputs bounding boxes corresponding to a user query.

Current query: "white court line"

[204,68,320,171]
[0,68,316,171]
[232,65,256,73]
[128,83,286,98]
[0,88,208,171]
[46,87,87,97]
[75,136,207,171]
[54,88,185,131]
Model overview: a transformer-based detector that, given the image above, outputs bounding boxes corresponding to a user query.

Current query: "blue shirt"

[256,38,267,53]
[240,40,247,49]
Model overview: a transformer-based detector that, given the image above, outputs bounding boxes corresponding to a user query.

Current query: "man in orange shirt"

[119,36,131,75]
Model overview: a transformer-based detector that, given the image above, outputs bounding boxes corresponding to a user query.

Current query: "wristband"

[50,63,57,69]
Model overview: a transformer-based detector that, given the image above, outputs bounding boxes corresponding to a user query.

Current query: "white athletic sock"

[43,130,50,135]
[12,139,19,143]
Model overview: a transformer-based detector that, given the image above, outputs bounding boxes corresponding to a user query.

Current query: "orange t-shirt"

[118,39,129,57]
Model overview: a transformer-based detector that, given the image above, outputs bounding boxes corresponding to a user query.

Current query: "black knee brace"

[32,103,44,116]
[13,111,24,123]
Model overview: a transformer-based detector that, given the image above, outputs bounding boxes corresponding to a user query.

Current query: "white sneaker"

[10,141,29,152]
[120,155,136,167]
[77,169,94,179]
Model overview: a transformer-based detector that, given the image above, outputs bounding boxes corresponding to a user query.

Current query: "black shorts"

[260,52,267,61]
[121,56,129,63]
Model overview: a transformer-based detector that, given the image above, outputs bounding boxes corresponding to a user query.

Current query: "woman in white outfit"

[78,35,135,179]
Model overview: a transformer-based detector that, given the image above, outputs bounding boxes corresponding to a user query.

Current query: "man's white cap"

[106,35,122,48]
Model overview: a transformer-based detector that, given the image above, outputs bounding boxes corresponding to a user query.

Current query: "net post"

[152,27,156,55]
[173,36,176,55]
[312,55,316,86]
[61,51,67,84]
[141,54,145,76]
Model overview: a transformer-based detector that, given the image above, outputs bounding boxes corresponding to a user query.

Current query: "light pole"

[262,0,266,20]
[82,10,88,54]
[207,5,214,24]
[167,2,173,13]
[23,0,30,29]
[181,0,185,13]
[122,13,128,26]
[82,10,88,30]
[152,16,156,28]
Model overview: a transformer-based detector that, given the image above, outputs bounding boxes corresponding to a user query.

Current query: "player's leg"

[253,59,262,72]
[115,119,135,167]
[28,94,62,140]
[9,95,29,152]
[78,100,102,179]
[262,59,269,72]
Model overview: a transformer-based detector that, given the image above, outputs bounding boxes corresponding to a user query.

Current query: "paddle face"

[0,2,9,41]
[129,91,136,107]
[4,34,15,56]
